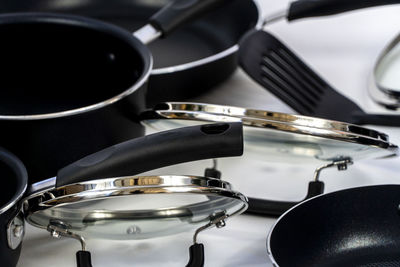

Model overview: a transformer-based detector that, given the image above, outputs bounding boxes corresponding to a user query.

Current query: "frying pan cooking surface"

[269,185,400,267]
[0,20,143,115]
[1,0,257,69]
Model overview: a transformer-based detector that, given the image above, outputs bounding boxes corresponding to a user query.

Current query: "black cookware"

[239,31,400,126]
[0,148,27,267]
[0,0,229,184]
[268,184,400,267]
[0,0,261,106]
[264,0,400,24]
[2,122,244,267]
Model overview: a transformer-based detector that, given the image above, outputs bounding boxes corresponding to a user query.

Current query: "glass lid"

[24,175,247,240]
[141,103,398,164]
[369,33,400,109]
[375,34,400,95]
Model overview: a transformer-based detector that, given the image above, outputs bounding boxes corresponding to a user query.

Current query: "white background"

[19,1,400,266]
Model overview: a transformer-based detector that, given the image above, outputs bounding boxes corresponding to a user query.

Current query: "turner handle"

[288,0,400,21]
[150,0,229,37]
[352,113,400,127]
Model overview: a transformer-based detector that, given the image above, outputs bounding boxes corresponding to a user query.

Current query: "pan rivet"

[216,220,226,228]
[337,163,348,171]
[107,53,116,61]
[127,225,141,235]
[13,225,24,238]
[50,230,61,238]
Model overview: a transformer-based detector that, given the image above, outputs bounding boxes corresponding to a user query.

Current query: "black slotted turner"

[239,30,400,126]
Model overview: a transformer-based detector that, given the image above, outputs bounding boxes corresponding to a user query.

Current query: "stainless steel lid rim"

[369,74,400,110]
[154,102,391,140]
[28,186,242,209]
[149,114,395,150]
[24,175,247,236]
[147,102,398,153]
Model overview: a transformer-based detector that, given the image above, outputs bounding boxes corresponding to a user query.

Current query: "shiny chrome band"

[0,53,153,121]
[142,102,398,152]
[24,175,248,229]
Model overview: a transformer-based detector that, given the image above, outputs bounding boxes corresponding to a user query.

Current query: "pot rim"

[0,148,27,214]
[0,13,152,121]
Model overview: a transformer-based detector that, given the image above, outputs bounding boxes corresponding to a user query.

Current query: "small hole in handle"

[154,103,170,111]
[201,123,229,135]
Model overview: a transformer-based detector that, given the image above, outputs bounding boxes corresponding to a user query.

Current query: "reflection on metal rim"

[0,57,152,120]
[369,33,400,109]
[143,102,398,155]
[369,71,400,110]
[25,175,248,230]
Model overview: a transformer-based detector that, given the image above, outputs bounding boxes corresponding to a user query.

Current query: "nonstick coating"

[0,148,27,267]
[0,16,145,115]
[269,185,400,267]
[0,0,260,105]
[0,14,149,183]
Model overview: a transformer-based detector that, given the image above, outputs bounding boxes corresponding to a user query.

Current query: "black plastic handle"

[150,0,229,37]
[76,251,92,267]
[288,0,400,21]
[56,123,243,187]
[186,243,204,267]
[246,181,324,217]
[352,113,400,127]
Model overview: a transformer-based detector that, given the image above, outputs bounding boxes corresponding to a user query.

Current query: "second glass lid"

[141,103,398,164]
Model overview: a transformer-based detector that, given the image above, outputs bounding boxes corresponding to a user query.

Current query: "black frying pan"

[0,0,232,184]
[0,0,261,106]
[268,184,400,267]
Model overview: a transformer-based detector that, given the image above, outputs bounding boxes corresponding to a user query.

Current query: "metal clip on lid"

[48,220,92,267]
[186,212,228,267]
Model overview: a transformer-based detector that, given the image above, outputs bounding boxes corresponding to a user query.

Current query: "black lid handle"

[186,243,204,267]
[288,0,400,21]
[76,251,92,267]
[56,123,243,187]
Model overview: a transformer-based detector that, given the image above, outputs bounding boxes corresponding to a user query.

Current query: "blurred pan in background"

[0,0,261,106]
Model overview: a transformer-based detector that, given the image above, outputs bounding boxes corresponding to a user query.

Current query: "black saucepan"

[0,148,27,267]
[1,122,243,267]
[0,0,261,106]
[0,0,229,184]
[268,184,400,267]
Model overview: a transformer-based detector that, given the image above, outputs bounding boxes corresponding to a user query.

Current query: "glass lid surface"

[141,103,398,163]
[25,175,247,240]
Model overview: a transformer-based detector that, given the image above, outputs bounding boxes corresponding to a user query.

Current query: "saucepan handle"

[246,181,324,217]
[288,0,400,21]
[56,123,243,187]
[149,0,229,37]
[134,0,230,44]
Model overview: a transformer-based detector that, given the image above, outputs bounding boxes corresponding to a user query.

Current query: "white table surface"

[18,1,400,266]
